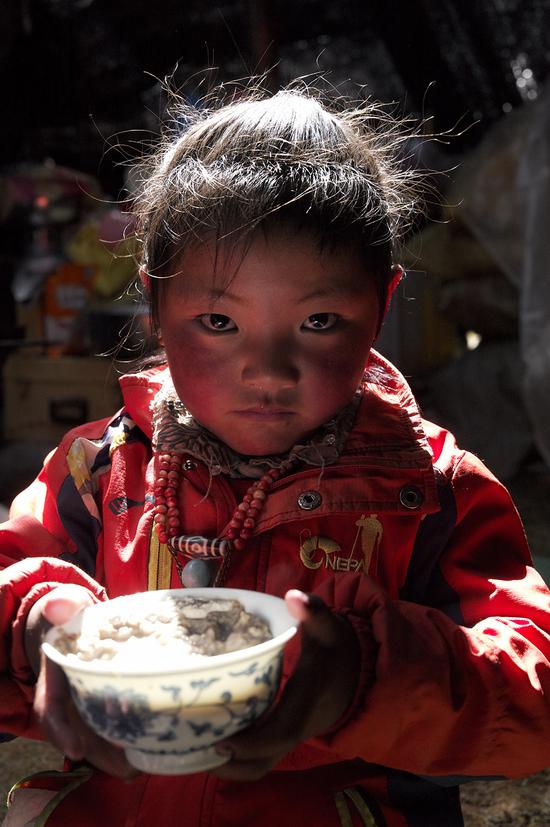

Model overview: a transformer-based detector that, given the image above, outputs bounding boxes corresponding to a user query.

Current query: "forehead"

[164,230,375,301]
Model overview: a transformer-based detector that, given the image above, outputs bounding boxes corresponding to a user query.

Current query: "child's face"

[158,231,380,456]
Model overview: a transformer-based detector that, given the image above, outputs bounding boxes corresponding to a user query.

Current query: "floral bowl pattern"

[42,588,297,774]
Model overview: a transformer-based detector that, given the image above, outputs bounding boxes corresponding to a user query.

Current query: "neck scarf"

[152,376,362,479]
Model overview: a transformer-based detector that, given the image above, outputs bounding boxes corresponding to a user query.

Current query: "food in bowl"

[53,595,273,665]
[42,588,297,774]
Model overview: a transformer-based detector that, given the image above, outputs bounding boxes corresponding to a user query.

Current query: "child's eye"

[198,313,237,332]
[302,313,340,331]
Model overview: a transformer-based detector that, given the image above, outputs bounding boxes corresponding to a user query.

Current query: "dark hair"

[133,84,419,333]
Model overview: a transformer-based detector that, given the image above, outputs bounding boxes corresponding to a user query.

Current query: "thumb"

[41,584,97,626]
[285,589,341,647]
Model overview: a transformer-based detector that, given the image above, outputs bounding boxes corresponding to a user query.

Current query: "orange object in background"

[42,262,93,355]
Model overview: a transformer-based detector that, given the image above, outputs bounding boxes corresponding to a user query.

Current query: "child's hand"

[25,585,138,779]
[211,589,360,781]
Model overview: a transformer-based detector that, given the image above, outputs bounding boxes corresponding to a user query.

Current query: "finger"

[35,652,137,779]
[214,666,314,765]
[80,730,139,779]
[285,589,342,646]
[41,584,96,626]
[35,650,86,759]
[284,588,311,623]
[217,595,358,764]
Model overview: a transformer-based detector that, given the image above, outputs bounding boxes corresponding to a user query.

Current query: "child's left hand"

[211,589,360,781]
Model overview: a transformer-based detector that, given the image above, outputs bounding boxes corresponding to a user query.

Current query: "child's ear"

[384,265,404,316]
[375,265,404,338]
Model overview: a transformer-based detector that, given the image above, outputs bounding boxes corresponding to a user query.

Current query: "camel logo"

[299,514,383,575]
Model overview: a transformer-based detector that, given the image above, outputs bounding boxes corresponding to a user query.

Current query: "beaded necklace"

[150,372,363,588]
[153,453,296,587]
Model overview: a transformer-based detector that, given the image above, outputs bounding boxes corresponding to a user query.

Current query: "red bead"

[153,450,296,562]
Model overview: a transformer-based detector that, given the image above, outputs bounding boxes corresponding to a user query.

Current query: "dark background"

[2,0,550,196]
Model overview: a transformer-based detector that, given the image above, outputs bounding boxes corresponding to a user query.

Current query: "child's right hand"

[25,585,138,779]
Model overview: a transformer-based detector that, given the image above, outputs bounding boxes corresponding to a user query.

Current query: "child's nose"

[241,340,299,389]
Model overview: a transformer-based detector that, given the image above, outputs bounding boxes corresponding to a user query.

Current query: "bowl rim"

[42,587,298,677]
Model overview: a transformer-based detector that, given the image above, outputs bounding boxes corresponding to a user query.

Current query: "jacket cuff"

[320,610,377,739]
[7,557,107,695]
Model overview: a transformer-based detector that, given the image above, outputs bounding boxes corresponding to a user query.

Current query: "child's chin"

[224,433,299,458]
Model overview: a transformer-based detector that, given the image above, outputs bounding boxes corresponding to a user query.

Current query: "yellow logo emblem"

[299,514,383,574]
[300,535,342,569]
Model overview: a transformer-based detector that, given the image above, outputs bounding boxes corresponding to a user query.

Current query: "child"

[2,85,550,827]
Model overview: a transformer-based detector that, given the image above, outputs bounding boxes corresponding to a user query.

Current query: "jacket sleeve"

[317,449,550,779]
[0,440,107,738]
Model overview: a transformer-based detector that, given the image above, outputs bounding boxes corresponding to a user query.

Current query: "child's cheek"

[164,329,223,374]
[164,332,227,404]
[311,338,371,388]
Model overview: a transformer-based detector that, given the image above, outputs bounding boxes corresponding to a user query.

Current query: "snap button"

[297,491,322,510]
[399,485,424,509]
[182,459,197,471]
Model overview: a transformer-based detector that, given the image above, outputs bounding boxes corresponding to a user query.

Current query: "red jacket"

[1,351,550,827]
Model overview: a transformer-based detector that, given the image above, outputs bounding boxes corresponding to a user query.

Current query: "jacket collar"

[346,350,434,469]
[118,350,433,473]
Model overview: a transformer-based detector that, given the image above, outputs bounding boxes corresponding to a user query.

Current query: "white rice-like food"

[53,596,272,666]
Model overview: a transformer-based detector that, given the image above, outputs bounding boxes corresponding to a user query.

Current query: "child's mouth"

[234,407,296,420]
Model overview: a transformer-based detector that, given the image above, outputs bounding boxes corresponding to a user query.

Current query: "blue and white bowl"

[42,587,297,775]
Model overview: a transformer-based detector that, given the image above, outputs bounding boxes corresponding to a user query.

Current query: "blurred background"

[1,2,550,820]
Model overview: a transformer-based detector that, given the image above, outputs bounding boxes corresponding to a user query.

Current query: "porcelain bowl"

[42,587,297,775]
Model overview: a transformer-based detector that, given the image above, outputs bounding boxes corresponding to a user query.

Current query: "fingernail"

[63,733,84,760]
[286,588,308,604]
[65,745,85,761]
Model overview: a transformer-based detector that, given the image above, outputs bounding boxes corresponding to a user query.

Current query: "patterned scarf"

[152,376,362,479]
